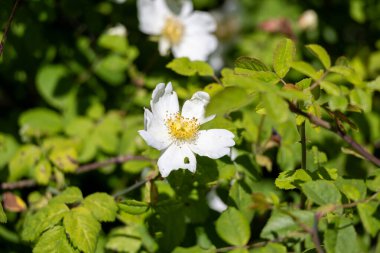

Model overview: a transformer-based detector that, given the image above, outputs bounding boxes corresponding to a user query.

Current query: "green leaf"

[34,159,52,185]
[261,209,314,240]
[173,246,215,253]
[105,226,142,253]
[275,169,312,190]
[320,81,341,96]
[357,202,380,237]
[50,187,83,205]
[151,202,186,252]
[301,180,341,205]
[328,96,348,112]
[65,117,93,138]
[207,87,251,115]
[83,192,117,222]
[0,133,19,169]
[19,108,62,138]
[33,226,77,253]
[36,65,76,110]
[9,145,41,181]
[254,243,287,253]
[273,38,296,78]
[349,88,372,112]
[329,65,364,87]
[262,92,289,123]
[98,34,128,53]
[225,69,280,93]
[63,207,101,253]
[229,181,255,222]
[166,57,214,77]
[22,203,69,242]
[306,44,331,69]
[0,203,7,223]
[215,207,250,246]
[234,56,269,71]
[335,178,366,201]
[324,217,359,253]
[94,54,128,85]
[291,61,323,80]
[49,146,78,173]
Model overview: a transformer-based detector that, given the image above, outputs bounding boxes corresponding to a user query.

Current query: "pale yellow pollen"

[166,113,199,141]
[162,17,184,45]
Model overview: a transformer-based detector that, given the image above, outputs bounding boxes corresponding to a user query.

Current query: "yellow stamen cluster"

[166,113,199,141]
[162,17,184,45]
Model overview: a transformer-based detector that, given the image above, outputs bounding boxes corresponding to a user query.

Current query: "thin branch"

[306,71,329,91]
[0,155,153,190]
[287,101,380,167]
[76,155,153,174]
[0,0,21,57]
[1,179,36,190]
[113,173,158,198]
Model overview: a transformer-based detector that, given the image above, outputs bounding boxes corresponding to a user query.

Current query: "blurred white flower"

[137,0,218,61]
[139,82,235,177]
[106,23,127,36]
[207,188,227,213]
[298,10,318,31]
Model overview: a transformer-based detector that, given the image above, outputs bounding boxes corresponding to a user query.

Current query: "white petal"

[151,82,179,120]
[207,188,227,213]
[182,91,215,124]
[137,0,171,35]
[158,37,171,56]
[190,129,235,159]
[138,129,171,150]
[183,11,217,34]
[157,144,196,177]
[179,0,193,18]
[172,34,218,61]
[140,108,172,150]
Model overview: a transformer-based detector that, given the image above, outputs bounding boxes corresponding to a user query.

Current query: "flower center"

[166,113,199,141]
[162,17,184,45]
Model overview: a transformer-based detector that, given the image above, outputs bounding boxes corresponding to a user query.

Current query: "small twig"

[306,71,329,91]
[0,155,154,190]
[212,75,224,87]
[113,173,158,198]
[0,0,21,57]
[1,179,36,190]
[287,101,380,167]
[76,155,152,174]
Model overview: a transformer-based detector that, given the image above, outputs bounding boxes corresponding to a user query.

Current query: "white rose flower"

[138,82,235,177]
[137,0,218,61]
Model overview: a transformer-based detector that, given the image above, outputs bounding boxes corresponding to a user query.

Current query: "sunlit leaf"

[302,180,341,205]
[306,44,331,69]
[83,192,118,222]
[9,145,41,181]
[63,207,101,253]
[166,57,214,76]
[273,38,296,78]
[22,203,69,241]
[357,202,380,237]
[235,56,269,71]
[33,226,77,253]
[261,209,314,240]
[215,207,250,246]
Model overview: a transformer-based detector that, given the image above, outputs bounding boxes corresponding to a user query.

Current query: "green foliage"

[166,57,214,77]
[215,207,251,246]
